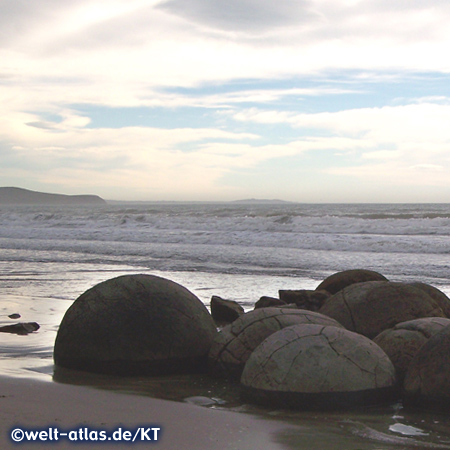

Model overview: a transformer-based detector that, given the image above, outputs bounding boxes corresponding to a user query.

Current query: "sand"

[0,376,298,450]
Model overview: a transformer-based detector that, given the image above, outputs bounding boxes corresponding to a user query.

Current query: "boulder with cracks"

[319,281,445,339]
[208,307,343,381]
[241,324,397,409]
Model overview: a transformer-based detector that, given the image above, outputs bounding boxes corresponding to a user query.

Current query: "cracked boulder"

[315,269,388,295]
[404,324,450,410]
[373,317,450,382]
[319,281,445,339]
[208,307,343,381]
[54,274,217,375]
[241,324,397,409]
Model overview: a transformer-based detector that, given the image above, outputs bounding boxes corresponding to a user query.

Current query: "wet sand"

[0,375,299,450]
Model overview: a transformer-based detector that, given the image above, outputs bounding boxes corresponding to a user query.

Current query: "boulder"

[254,296,286,309]
[319,281,445,339]
[279,289,330,311]
[210,296,244,324]
[316,269,388,295]
[208,307,343,380]
[54,274,217,376]
[241,324,397,409]
[406,282,450,318]
[373,317,450,382]
[403,324,450,410]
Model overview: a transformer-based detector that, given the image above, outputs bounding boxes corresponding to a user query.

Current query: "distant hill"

[0,187,107,205]
[232,198,293,204]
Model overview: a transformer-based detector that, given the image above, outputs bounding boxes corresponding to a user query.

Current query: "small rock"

[254,296,286,309]
[279,290,330,311]
[8,313,21,319]
[0,322,40,335]
[210,296,244,324]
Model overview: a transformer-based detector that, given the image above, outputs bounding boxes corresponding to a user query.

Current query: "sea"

[2,201,450,449]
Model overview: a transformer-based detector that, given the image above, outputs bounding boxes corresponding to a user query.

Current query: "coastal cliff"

[0,187,107,205]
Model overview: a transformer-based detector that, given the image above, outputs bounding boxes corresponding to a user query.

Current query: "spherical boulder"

[208,307,343,381]
[316,269,388,295]
[404,324,450,410]
[319,281,445,339]
[54,274,217,375]
[406,282,450,318]
[373,317,450,382]
[241,324,397,409]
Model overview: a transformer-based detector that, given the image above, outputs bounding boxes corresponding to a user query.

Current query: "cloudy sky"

[2,0,450,202]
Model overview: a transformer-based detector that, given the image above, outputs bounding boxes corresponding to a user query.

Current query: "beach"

[0,375,303,450]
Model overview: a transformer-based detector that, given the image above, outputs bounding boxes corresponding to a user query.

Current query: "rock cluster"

[53,268,450,411]
[208,307,343,381]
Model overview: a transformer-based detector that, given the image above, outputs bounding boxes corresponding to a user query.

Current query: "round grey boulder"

[208,308,343,381]
[316,269,388,295]
[54,274,217,375]
[241,324,397,409]
[373,317,450,382]
[319,281,445,339]
[404,324,450,410]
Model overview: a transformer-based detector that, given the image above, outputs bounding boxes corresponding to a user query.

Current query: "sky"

[2,0,450,202]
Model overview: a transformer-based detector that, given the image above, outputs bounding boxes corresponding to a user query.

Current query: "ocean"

[2,201,450,449]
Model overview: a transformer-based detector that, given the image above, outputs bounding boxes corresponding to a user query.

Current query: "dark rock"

[208,307,343,381]
[316,269,388,295]
[404,324,450,410]
[279,289,330,311]
[406,282,450,318]
[0,322,39,335]
[210,296,244,324]
[241,324,397,410]
[8,313,21,319]
[319,281,445,339]
[54,274,217,376]
[254,296,286,309]
[374,317,450,382]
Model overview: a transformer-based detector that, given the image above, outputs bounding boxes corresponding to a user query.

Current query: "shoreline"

[0,375,298,450]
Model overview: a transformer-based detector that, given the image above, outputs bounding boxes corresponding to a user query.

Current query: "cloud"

[3,0,450,108]
[157,0,318,34]
[229,100,450,189]
[2,0,450,200]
